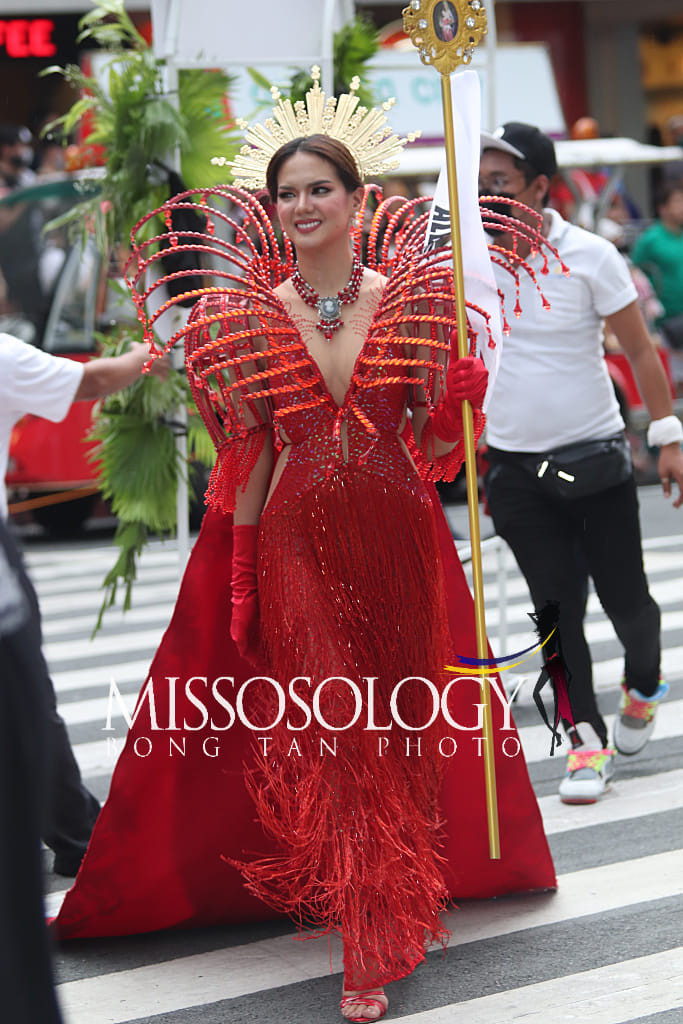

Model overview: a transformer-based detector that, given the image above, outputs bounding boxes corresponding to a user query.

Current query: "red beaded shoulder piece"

[124,185,566,505]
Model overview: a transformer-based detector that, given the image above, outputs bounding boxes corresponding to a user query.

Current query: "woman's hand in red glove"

[445,355,489,407]
[431,355,488,442]
[231,523,267,672]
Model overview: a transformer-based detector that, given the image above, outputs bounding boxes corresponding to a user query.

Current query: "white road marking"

[397,946,683,1022]
[55,851,683,1023]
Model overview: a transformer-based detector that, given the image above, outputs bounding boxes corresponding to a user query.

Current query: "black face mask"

[478,190,517,236]
[9,153,25,169]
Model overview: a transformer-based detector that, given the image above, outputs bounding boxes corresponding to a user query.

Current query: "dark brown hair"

[266,134,363,202]
[656,180,683,214]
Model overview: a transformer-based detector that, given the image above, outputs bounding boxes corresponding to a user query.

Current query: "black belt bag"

[492,433,633,499]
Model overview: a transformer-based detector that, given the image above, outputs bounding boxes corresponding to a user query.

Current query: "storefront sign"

[0,19,56,59]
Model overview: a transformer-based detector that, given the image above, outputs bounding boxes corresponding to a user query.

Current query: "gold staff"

[402,0,500,858]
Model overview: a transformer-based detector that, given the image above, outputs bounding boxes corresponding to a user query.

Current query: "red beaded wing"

[125,185,565,507]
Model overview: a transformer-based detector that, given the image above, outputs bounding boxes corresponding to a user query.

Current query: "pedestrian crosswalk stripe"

[396,946,683,1023]
[40,589,180,636]
[45,627,171,665]
[27,529,683,1023]
[481,574,683,627]
[538,768,683,834]
[51,659,153,696]
[55,851,683,1023]
[34,565,177,598]
[57,693,138,727]
[25,543,178,574]
[518,698,683,763]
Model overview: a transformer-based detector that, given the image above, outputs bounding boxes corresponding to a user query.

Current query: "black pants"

[486,455,661,747]
[6,524,100,865]
[41,676,100,866]
[0,519,63,1023]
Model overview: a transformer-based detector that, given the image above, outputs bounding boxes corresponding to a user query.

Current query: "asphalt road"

[18,484,683,1024]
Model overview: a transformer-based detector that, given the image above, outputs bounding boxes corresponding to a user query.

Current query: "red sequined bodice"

[264,331,413,512]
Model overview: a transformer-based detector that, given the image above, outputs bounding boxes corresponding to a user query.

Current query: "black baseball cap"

[481,122,558,180]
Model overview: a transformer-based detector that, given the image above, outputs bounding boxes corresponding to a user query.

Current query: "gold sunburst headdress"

[214,66,420,189]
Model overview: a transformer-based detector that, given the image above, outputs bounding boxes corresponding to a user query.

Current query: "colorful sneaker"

[613,680,669,756]
[558,748,615,804]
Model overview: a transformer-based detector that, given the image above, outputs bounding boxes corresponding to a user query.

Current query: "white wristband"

[647,415,683,448]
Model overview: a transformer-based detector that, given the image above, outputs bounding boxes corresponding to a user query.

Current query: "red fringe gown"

[54,188,556,989]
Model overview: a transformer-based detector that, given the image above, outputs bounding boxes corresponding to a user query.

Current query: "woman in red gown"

[55,113,557,1021]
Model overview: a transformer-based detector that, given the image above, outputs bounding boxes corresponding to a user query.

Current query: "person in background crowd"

[632,182,683,395]
[660,115,683,189]
[0,123,34,190]
[480,122,683,805]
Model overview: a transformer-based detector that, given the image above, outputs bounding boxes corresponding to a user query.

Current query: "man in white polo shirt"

[0,333,164,519]
[480,123,683,803]
[1,332,167,874]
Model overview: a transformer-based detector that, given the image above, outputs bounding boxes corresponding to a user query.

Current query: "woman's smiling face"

[275,151,362,250]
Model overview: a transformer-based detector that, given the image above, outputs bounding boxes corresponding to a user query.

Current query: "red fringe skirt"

[244,463,454,988]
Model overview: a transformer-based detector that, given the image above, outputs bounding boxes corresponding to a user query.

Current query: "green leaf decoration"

[246,66,273,93]
[180,68,238,187]
[334,16,379,104]
[43,1,239,251]
[92,519,149,635]
[88,330,214,631]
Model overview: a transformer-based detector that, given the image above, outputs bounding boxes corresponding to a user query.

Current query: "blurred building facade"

[0,2,149,136]
[3,1,683,177]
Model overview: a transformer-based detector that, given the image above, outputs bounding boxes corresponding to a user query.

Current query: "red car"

[2,176,134,532]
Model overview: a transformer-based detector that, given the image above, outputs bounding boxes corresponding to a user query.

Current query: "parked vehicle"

[3,174,215,535]
[2,174,137,533]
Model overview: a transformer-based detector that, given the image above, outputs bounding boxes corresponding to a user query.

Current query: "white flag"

[425,71,502,412]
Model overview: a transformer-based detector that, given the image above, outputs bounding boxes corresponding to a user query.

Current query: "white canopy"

[396,137,683,180]
[555,137,683,170]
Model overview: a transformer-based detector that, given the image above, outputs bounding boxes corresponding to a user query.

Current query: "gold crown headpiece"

[214,66,420,190]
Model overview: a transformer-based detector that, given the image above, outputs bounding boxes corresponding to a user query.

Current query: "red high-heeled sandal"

[340,988,388,1022]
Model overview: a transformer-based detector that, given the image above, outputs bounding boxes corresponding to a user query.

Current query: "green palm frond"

[43,0,239,249]
[333,15,379,102]
[180,69,237,187]
[89,329,215,630]
[77,0,147,49]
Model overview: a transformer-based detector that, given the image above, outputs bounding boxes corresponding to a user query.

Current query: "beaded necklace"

[290,257,364,342]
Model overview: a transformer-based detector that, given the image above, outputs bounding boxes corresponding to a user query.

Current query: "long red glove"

[231,524,265,672]
[430,355,488,442]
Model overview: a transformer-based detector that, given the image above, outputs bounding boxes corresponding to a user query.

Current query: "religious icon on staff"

[434,1,458,42]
